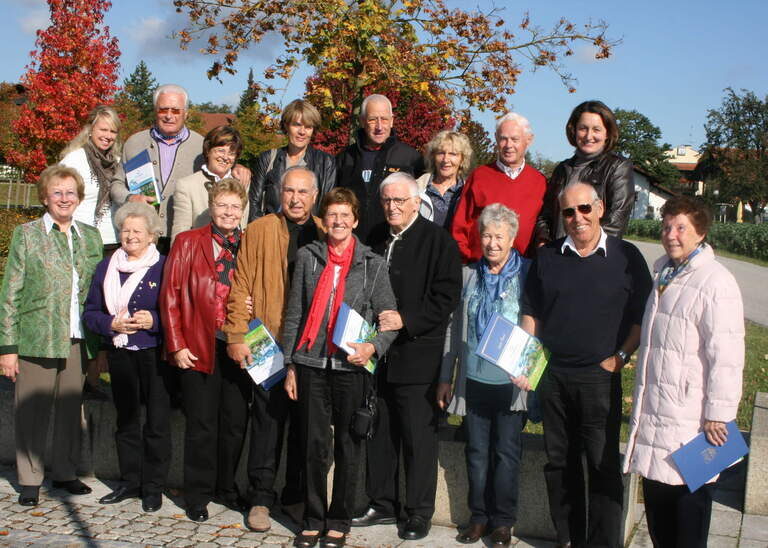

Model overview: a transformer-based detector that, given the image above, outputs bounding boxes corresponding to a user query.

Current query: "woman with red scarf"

[160,179,251,523]
[282,188,397,548]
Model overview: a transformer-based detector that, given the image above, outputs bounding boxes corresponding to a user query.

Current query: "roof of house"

[197,112,236,134]
[633,165,677,197]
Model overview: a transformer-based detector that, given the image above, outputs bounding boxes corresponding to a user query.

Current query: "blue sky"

[2,0,767,161]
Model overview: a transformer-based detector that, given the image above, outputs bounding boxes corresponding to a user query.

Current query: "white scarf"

[104,243,160,348]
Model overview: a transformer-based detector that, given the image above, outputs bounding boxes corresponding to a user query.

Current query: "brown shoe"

[457,523,486,543]
[247,505,271,532]
[490,525,512,546]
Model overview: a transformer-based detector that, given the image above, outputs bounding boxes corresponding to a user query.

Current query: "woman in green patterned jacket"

[0,165,103,507]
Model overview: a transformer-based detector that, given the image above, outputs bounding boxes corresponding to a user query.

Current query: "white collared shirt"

[385,212,419,264]
[201,164,232,182]
[561,227,608,258]
[43,212,83,339]
[495,159,526,180]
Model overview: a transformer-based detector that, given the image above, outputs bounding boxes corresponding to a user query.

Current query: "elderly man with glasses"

[110,83,250,252]
[514,181,652,548]
[352,172,462,541]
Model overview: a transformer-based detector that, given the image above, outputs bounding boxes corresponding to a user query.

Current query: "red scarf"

[296,238,356,354]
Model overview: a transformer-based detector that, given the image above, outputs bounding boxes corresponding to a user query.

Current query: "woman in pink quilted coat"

[623,196,744,548]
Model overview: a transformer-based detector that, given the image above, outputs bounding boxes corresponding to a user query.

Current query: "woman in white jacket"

[623,196,745,548]
[60,105,122,248]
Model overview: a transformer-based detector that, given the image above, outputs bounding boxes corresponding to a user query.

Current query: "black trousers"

[297,365,366,533]
[539,364,623,548]
[108,347,172,496]
[180,340,251,506]
[365,379,439,520]
[642,478,713,548]
[247,382,304,507]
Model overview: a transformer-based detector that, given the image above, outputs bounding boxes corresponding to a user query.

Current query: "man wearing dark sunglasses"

[110,83,251,252]
[516,182,652,548]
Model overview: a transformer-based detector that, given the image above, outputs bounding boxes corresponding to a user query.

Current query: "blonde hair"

[208,178,248,209]
[59,105,122,159]
[424,131,473,178]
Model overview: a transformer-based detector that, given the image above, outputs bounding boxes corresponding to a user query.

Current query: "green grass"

[626,235,768,268]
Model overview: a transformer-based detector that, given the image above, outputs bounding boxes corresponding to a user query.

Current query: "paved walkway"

[628,239,768,327]
[1,461,767,547]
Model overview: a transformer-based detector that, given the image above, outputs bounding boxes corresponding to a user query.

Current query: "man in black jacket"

[351,172,462,540]
[336,94,424,242]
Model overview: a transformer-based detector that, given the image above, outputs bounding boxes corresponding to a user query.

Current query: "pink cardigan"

[623,244,745,485]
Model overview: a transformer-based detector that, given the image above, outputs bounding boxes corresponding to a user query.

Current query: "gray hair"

[114,202,163,241]
[280,165,318,191]
[558,181,599,205]
[478,203,519,240]
[495,112,533,137]
[359,94,393,124]
[379,171,419,197]
[153,84,189,109]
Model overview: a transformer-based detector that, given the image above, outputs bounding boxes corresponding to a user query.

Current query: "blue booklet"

[124,149,161,204]
[475,312,549,389]
[670,421,748,492]
[243,319,285,389]
[332,303,378,374]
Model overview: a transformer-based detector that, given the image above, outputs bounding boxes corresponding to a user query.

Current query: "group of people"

[0,83,745,548]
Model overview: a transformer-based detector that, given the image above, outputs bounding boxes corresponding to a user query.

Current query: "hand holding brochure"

[243,319,285,387]
[124,149,161,205]
[332,303,378,374]
[670,420,748,492]
[475,312,549,389]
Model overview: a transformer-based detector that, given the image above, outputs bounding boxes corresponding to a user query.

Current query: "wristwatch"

[615,349,629,365]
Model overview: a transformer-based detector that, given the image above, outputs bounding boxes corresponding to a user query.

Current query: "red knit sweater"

[451,163,546,263]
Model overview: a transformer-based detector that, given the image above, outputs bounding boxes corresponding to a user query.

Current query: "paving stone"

[741,514,768,541]
[515,539,557,548]
[235,539,263,548]
[218,527,245,537]
[159,518,178,526]
[153,534,179,544]
[739,540,768,548]
[704,535,737,548]
[263,534,291,544]
[214,537,240,546]
[175,520,198,530]
[191,533,217,542]
[707,509,741,537]
[626,528,654,548]
[166,539,196,547]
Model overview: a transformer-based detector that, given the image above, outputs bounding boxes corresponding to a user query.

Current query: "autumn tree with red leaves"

[7,0,120,181]
[307,73,455,156]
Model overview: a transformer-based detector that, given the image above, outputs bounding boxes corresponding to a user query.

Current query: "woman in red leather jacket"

[160,178,250,523]
[535,100,635,245]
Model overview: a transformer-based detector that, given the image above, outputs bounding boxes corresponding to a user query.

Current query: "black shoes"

[321,532,347,548]
[457,523,486,544]
[142,493,163,512]
[400,515,430,540]
[351,507,397,527]
[99,486,141,505]
[490,525,512,546]
[51,479,92,495]
[18,486,39,507]
[293,531,321,547]
[186,504,209,522]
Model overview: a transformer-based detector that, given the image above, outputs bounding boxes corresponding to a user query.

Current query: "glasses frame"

[561,199,599,219]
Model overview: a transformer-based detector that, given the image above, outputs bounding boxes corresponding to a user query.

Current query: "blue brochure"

[332,303,378,374]
[124,149,160,204]
[670,421,748,492]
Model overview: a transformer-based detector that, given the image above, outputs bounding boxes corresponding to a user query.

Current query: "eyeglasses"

[381,197,412,207]
[562,200,598,218]
[213,202,243,212]
[157,107,183,115]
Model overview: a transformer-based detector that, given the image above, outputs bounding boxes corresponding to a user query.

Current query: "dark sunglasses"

[562,201,597,218]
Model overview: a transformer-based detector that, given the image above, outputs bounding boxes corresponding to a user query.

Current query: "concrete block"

[741,514,768,541]
[745,391,768,515]
[707,509,742,538]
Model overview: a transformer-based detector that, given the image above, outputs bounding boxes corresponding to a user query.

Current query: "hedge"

[627,219,768,262]
[0,208,42,277]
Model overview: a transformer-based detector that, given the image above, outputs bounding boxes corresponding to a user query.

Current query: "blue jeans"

[464,379,527,528]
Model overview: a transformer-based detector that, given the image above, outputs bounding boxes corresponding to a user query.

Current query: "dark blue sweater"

[83,255,166,349]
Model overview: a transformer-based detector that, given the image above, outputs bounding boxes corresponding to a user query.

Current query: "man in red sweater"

[451,112,546,262]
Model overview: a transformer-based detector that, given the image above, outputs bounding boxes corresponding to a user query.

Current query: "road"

[629,239,768,327]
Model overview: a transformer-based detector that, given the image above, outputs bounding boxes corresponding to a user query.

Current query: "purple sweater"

[83,255,166,349]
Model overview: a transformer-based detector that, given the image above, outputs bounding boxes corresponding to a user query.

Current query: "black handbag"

[351,375,378,440]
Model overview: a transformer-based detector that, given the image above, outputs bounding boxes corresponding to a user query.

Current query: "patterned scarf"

[83,140,118,223]
[472,251,523,337]
[211,224,241,329]
[296,238,356,354]
[658,244,703,294]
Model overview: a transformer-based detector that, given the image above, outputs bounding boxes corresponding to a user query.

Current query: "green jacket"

[0,217,103,359]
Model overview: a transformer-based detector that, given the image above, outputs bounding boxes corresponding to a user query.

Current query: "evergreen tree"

[236,68,257,116]
[123,60,157,125]
[459,119,495,172]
